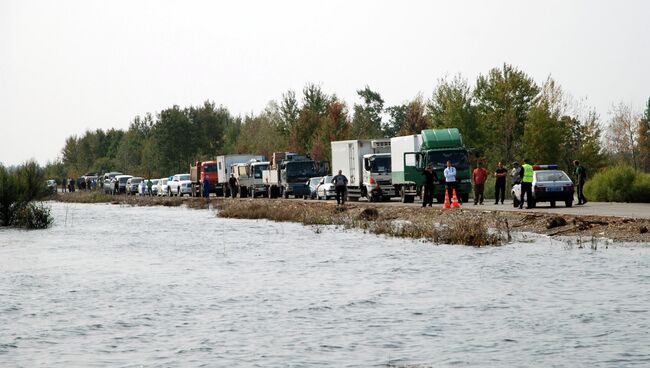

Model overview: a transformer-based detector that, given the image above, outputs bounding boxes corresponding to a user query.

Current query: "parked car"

[512,165,574,208]
[305,176,323,199]
[126,177,144,195]
[158,178,169,196]
[46,179,57,194]
[113,175,133,194]
[102,172,123,193]
[168,173,192,197]
[316,175,335,200]
[150,179,159,196]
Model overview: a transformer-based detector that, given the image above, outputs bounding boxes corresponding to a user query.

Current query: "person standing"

[332,169,348,205]
[421,164,438,207]
[472,161,488,205]
[228,174,238,198]
[573,160,588,205]
[147,179,153,196]
[62,177,67,193]
[113,178,119,195]
[443,160,460,203]
[140,179,146,197]
[202,176,210,199]
[519,159,534,209]
[494,162,507,204]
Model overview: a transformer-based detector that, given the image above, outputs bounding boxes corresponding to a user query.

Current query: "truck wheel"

[550,201,556,208]
[565,199,573,208]
[283,190,289,199]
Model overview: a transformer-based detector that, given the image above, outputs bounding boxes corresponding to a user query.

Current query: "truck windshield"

[253,164,268,179]
[287,161,316,175]
[427,151,469,169]
[203,163,217,172]
[370,156,391,174]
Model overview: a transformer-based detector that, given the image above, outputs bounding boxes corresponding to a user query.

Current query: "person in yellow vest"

[519,158,534,209]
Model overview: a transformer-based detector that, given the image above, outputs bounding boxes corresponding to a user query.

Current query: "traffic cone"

[443,188,451,209]
[452,188,460,208]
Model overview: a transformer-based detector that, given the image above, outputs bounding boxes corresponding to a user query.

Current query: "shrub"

[13,202,53,229]
[0,162,53,228]
[584,165,650,203]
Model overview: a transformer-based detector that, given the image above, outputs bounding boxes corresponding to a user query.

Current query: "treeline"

[48,64,650,180]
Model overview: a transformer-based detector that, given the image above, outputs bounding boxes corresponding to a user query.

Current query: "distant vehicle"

[331,139,393,202]
[216,154,265,197]
[316,175,335,200]
[126,177,143,195]
[157,178,169,196]
[150,179,159,196]
[190,160,218,197]
[102,172,123,193]
[233,159,270,198]
[305,176,323,200]
[46,179,57,194]
[113,175,133,194]
[168,173,192,197]
[262,152,328,199]
[512,165,574,208]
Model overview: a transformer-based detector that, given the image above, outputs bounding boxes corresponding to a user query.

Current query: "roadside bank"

[53,192,650,243]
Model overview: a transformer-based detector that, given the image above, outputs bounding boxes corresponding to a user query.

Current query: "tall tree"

[351,86,384,139]
[427,74,479,148]
[279,90,299,137]
[638,98,650,172]
[474,64,540,164]
[384,104,407,137]
[607,102,640,170]
[399,96,429,135]
[152,106,194,174]
[290,83,330,153]
[311,99,351,163]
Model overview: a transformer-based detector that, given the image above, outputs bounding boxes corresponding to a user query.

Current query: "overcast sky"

[1,0,649,166]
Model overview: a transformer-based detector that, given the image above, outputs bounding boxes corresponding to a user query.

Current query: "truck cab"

[233,160,270,198]
[362,152,394,201]
[263,152,328,199]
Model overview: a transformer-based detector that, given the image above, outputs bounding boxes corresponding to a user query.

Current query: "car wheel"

[550,201,556,208]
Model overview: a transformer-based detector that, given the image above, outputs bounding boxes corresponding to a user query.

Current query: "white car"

[150,179,159,196]
[168,173,192,197]
[158,178,169,196]
[511,165,574,208]
[316,175,335,200]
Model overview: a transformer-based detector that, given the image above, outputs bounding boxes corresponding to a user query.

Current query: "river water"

[1,202,649,367]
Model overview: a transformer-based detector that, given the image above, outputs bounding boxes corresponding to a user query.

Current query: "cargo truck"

[330,139,394,202]
[216,154,265,196]
[232,159,270,198]
[391,128,471,203]
[262,152,328,199]
[189,160,218,197]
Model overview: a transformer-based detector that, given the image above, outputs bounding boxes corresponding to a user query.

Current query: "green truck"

[390,128,471,203]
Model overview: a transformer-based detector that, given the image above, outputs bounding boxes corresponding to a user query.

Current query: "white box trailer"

[216,154,265,196]
[330,139,393,201]
[391,134,422,202]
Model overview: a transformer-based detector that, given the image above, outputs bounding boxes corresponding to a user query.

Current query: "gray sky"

[1,0,649,166]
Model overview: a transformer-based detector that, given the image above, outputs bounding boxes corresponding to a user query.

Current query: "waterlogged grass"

[216,200,509,246]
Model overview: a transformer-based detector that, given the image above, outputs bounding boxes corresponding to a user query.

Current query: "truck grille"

[377,180,391,186]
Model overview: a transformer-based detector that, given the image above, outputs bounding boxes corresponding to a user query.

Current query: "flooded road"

[1,202,649,367]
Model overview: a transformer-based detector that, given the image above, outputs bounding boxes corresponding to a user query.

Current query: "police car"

[512,165,575,208]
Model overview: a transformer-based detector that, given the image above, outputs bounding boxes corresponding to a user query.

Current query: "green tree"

[351,85,384,139]
[152,106,193,174]
[279,90,299,137]
[474,64,540,164]
[235,104,288,159]
[311,99,351,163]
[399,96,429,135]
[428,74,479,148]
[607,102,640,170]
[638,98,650,172]
[384,104,407,137]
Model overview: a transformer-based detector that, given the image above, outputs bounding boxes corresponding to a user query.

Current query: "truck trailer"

[216,154,265,196]
[330,139,394,202]
[262,152,327,199]
[232,159,270,198]
[391,128,471,203]
[189,160,218,197]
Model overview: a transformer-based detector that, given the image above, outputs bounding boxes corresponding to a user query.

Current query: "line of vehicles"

[93,128,576,207]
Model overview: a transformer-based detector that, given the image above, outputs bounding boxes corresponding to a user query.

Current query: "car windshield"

[119,177,130,183]
[287,161,316,175]
[161,179,168,185]
[427,151,469,169]
[179,174,190,181]
[310,177,322,185]
[131,178,142,184]
[370,156,391,173]
[323,175,333,184]
[253,164,268,179]
[203,163,217,172]
[536,171,570,182]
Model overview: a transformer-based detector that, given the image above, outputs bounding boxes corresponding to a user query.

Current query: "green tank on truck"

[391,128,471,203]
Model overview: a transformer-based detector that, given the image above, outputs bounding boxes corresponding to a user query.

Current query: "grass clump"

[584,165,650,202]
[0,161,53,229]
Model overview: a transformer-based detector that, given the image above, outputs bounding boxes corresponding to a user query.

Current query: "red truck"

[190,160,218,197]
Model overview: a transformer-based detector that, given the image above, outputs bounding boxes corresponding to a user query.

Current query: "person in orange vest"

[472,161,488,205]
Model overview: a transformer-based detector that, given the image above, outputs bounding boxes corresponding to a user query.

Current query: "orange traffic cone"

[443,188,451,209]
[452,188,460,208]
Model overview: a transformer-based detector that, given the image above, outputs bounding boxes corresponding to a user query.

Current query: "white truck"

[390,134,422,202]
[232,159,270,198]
[330,139,394,202]
[216,154,265,196]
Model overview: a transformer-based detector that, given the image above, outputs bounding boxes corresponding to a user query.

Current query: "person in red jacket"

[472,161,488,205]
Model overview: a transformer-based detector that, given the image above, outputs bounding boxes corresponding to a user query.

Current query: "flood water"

[1,202,649,367]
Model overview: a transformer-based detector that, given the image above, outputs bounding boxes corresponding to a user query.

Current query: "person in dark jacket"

[203,177,211,199]
[494,161,507,204]
[332,170,348,205]
[573,160,588,205]
[228,174,238,198]
[421,164,438,207]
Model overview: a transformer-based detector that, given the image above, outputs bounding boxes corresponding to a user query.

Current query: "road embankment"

[53,192,650,243]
